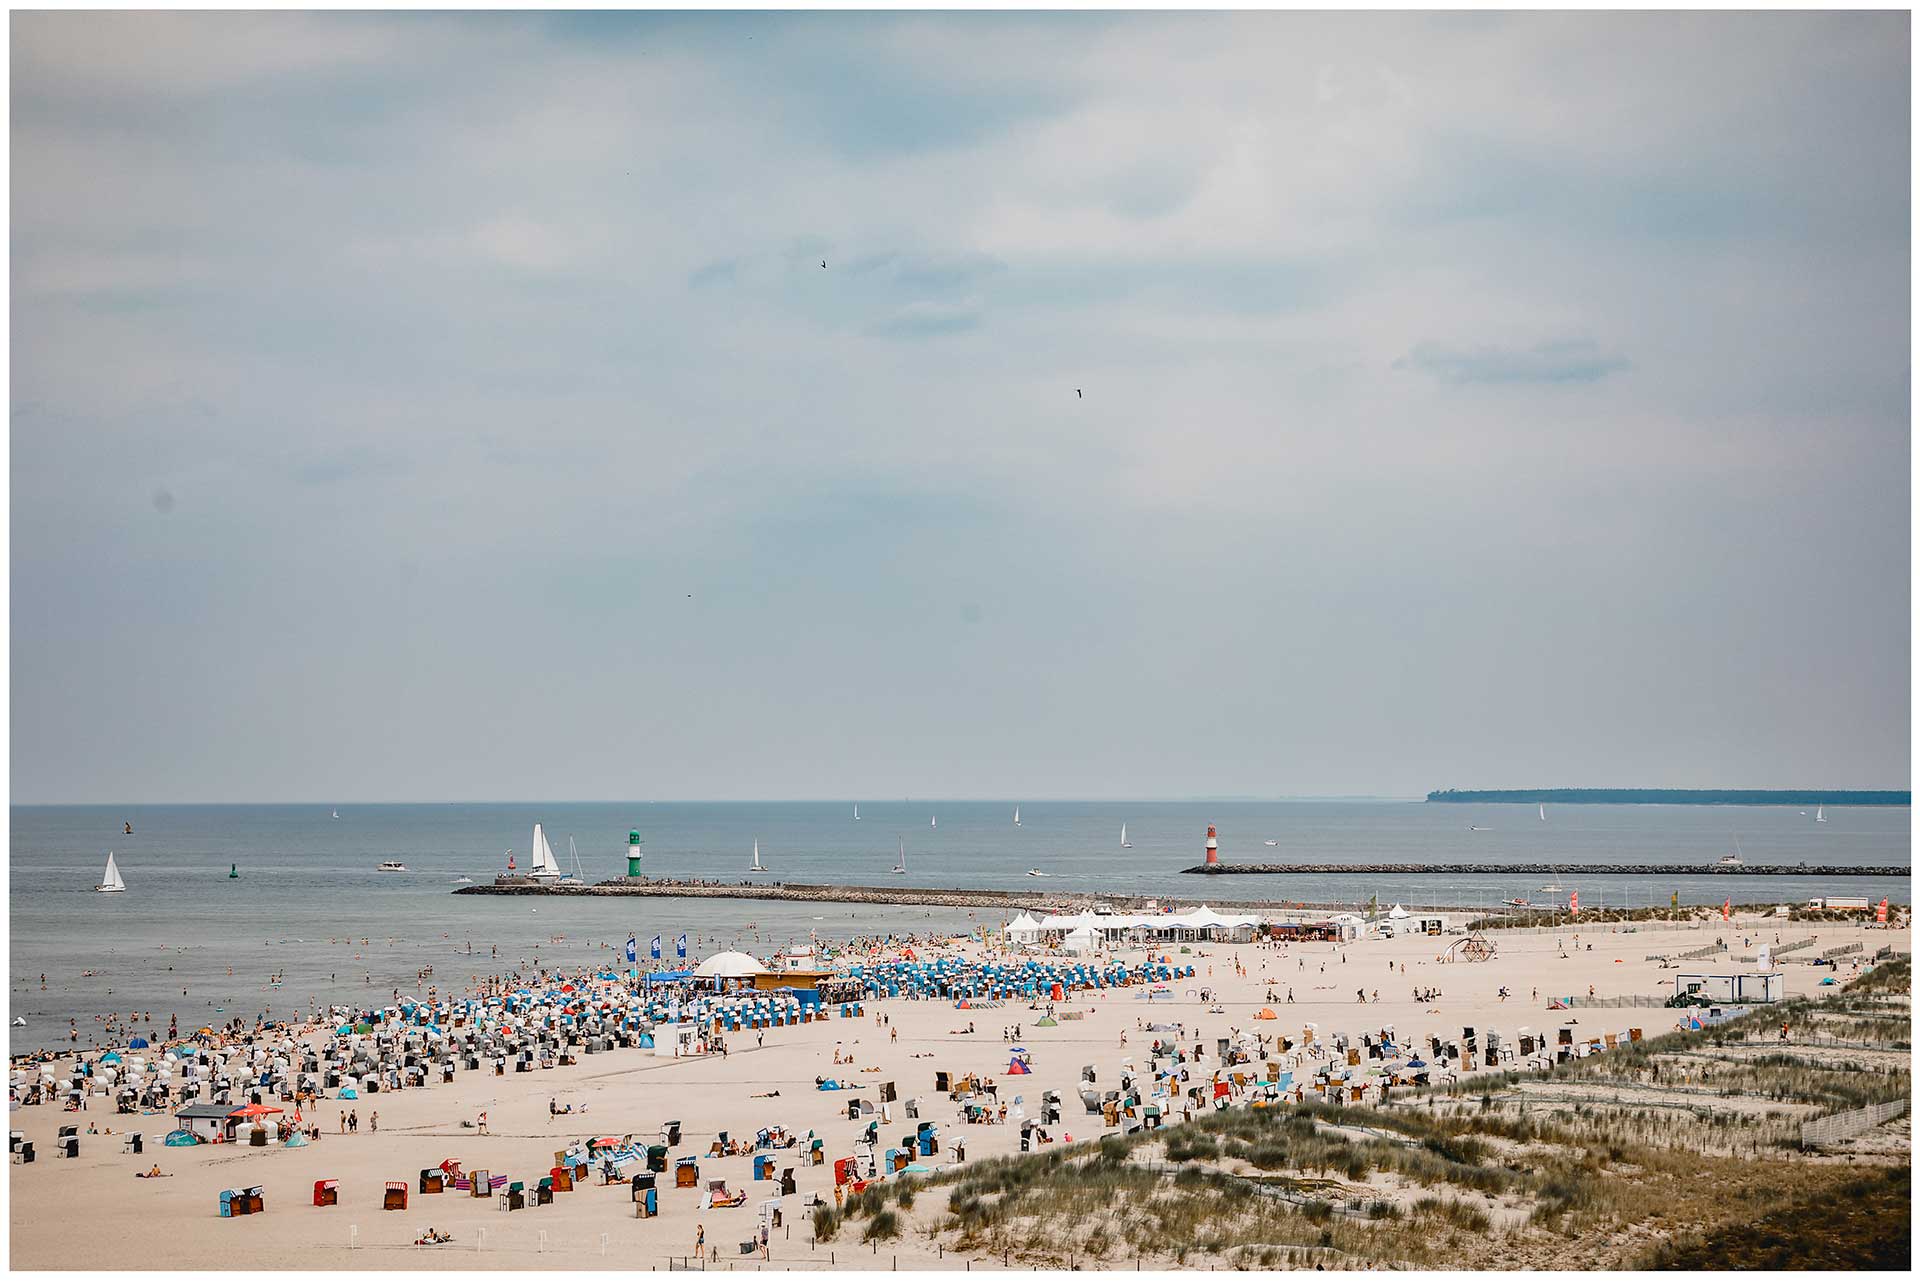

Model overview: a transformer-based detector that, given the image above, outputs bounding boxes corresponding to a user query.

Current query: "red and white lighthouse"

[1205,824,1219,866]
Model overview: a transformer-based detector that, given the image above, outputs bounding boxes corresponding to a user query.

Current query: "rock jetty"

[454,879,1397,913]
[1182,862,1908,877]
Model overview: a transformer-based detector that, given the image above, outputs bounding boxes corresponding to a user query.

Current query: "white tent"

[1387,904,1410,920]
[1062,926,1097,956]
[1006,913,1044,944]
[693,951,768,979]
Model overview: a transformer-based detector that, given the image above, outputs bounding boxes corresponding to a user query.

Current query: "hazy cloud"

[1395,339,1631,386]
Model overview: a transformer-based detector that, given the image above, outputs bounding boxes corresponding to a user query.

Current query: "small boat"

[331,810,340,820]
[1120,824,1131,848]
[1013,807,1020,826]
[525,823,563,883]
[1539,804,1547,821]
[930,816,936,828]
[10,1017,24,1027]
[1715,855,1743,867]
[853,803,860,820]
[96,851,127,894]
[451,876,473,885]
[123,821,132,835]
[1468,826,1490,831]
[749,839,766,874]
[892,838,907,875]
[1263,839,1279,847]
[377,860,408,873]
[1502,898,1531,908]
[1815,805,1827,823]
[1025,869,1050,877]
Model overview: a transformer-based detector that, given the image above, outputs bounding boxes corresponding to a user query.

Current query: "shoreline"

[1182,861,1908,876]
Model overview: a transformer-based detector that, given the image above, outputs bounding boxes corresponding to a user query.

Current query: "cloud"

[1394,339,1631,386]
[870,297,984,338]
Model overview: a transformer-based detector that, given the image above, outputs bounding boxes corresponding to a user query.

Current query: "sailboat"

[892,838,907,875]
[95,852,126,894]
[853,803,860,821]
[1539,804,1547,821]
[749,839,766,874]
[557,836,585,886]
[1815,805,1827,823]
[526,823,563,883]
[331,810,340,820]
[1013,807,1020,826]
[1120,824,1131,848]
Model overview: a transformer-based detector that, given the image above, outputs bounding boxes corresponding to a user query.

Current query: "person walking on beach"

[339,1113,346,1135]
[695,1223,705,1257]
[369,1111,378,1134]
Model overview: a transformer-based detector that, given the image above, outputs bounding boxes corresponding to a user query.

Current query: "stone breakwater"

[453,879,1404,913]
[1182,862,1909,877]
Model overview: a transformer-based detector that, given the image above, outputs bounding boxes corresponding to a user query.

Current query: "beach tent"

[694,952,769,980]
[1387,904,1409,920]
[1006,914,1044,945]
[163,1130,198,1147]
[128,1037,149,1049]
[1062,926,1096,956]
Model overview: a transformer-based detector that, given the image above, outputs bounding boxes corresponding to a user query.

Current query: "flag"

[1569,891,1579,916]
[676,934,687,959]
[1877,898,1889,924]
[650,935,662,960]
[1671,890,1679,909]
[625,935,638,964]
[1722,899,1730,922]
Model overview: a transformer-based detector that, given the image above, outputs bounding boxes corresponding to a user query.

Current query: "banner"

[650,935,662,960]
[1877,898,1889,924]
[676,934,688,959]
[1671,890,1679,909]
[1569,891,1579,916]
[625,935,638,964]
[1722,899,1731,922]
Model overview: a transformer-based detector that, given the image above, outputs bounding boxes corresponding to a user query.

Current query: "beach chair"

[753,1154,774,1181]
[383,1181,408,1210]
[549,1165,573,1193]
[420,1168,445,1194]
[534,1178,554,1206]
[647,1144,668,1173]
[809,1138,824,1166]
[245,1186,265,1214]
[675,1158,700,1189]
[468,1168,492,1198]
[219,1189,238,1217]
[780,1167,797,1195]
[705,1179,746,1208]
[634,1184,657,1218]
[313,1179,339,1207]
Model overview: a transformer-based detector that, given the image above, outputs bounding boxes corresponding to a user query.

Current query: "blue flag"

[650,935,662,960]
[625,935,638,964]
[676,934,687,959]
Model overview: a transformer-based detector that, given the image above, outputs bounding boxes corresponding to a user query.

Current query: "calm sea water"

[8,800,1909,1051]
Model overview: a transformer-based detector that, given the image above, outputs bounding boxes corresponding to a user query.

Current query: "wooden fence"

[1800,1096,1909,1147]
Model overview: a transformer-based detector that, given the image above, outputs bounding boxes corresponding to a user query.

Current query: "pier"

[1182,862,1908,877]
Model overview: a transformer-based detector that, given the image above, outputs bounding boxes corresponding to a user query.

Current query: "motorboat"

[377,861,408,873]
[1025,869,1050,877]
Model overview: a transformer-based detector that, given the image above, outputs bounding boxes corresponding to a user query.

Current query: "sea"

[7,800,1910,1053]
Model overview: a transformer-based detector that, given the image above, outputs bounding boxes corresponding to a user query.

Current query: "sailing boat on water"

[892,838,907,875]
[1120,824,1131,848]
[526,823,563,883]
[853,803,860,821]
[557,836,585,886]
[1013,807,1020,826]
[930,816,936,828]
[1539,804,1547,821]
[750,839,766,873]
[1815,805,1827,823]
[95,852,126,894]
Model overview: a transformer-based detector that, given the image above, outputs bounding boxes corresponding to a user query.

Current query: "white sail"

[1539,805,1547,821]
[854,803,860,820]
[1013,807,1020,825]
[1120,824,1130,848]
[529,823,561,877]
[930,816,936,827]
[750,839,764,872]
[1815,805,1826,822]
[893,838,906,874]
[99,851,126,892]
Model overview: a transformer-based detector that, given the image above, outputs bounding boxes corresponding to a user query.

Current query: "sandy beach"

[7,911,1906,1270]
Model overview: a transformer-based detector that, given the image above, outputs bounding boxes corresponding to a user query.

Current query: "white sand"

[8,913,1903,1270]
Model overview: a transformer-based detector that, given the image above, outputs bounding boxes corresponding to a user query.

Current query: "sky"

[8,10,1911,804]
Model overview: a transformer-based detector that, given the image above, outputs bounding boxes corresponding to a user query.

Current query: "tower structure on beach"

[627,830,644,878]
[1205,824,1219,866]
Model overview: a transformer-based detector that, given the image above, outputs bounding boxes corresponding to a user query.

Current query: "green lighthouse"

[627,830,644,878]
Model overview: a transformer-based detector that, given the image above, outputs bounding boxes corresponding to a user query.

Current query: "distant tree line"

[1426,788,1910,806]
